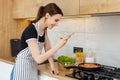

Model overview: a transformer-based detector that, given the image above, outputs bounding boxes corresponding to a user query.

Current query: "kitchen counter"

[0,57,15,65]
[38,62,77,80]
[0,57,76,80]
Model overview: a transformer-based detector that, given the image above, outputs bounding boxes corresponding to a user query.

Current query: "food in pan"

[79,63,100,68]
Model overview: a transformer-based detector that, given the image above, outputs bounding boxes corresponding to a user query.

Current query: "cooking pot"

[65,63,101,71]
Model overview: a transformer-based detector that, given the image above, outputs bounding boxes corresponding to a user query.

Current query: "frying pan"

[65,63,101,71]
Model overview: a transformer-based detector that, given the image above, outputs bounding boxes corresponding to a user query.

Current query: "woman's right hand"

[56,35,71,48]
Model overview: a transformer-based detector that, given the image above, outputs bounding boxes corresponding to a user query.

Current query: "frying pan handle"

[65,66,79,69]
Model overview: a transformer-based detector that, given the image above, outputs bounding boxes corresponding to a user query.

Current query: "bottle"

[75,49,84,65]
[85,49,95,63]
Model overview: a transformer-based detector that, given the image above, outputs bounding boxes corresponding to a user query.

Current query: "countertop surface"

[38,62,77,80]
[0,57,15,65]
[0,57,76,80]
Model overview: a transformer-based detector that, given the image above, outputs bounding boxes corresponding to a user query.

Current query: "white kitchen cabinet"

[0,61,13,80]
[39,74,58,80]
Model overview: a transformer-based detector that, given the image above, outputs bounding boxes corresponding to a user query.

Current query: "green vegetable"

[57,55,75,65]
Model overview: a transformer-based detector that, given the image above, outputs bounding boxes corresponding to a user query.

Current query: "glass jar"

[75,51,84,65]
[85,49,95,63]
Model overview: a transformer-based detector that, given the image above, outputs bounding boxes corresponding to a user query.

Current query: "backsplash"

[47,16,120,67]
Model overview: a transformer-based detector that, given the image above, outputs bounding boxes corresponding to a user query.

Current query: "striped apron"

[10,22,44,80]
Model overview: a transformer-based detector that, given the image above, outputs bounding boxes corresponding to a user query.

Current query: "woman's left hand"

[50,67,59,75]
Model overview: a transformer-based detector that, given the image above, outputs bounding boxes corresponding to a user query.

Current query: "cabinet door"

[42,0,79,16]
[100,0,120,13]
[0,61,13,80]
[79,0,107,14]
[12,0,43,18]
[12,0,79,18]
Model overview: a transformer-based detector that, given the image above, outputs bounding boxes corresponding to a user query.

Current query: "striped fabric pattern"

[13,47,38,80]
[10,22,45,80]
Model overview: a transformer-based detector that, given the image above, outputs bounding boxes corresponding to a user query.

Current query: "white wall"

[47,15,120,67]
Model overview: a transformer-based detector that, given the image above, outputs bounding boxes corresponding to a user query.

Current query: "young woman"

[10,3,70,80]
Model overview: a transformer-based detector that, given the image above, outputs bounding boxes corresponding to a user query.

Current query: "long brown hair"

[31,3,63,23]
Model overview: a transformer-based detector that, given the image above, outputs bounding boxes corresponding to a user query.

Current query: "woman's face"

[45,13,62,29]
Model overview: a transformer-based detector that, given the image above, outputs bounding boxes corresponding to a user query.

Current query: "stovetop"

[66,64,120,80]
